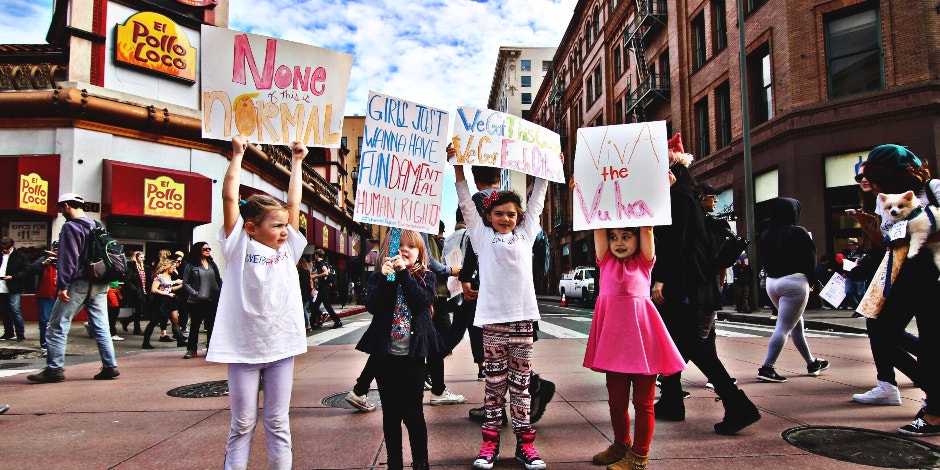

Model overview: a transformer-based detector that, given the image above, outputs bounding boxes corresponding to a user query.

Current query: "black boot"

[714,388,761,435]
[411,459,430,470]
[654,394,686,421]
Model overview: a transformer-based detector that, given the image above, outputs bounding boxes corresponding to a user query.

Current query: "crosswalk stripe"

[0,369,39,378]
[536,320,588,339]
[307,320,371,346]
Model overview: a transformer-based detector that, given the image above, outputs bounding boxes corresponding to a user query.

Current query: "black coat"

[652,181,715,303]
[356,269,444,359]
[123,263,151,305]
[4,249,31,293]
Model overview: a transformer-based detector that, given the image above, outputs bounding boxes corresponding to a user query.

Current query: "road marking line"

[0,369,39,378]
[307,320,370,346]
[537,320,588,339]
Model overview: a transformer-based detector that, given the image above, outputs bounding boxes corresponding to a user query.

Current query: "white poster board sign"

[819,273,847,308]
[201,25,353,147]
[450,107,564,183]
[353,91,449,232]
[572,121,672,230]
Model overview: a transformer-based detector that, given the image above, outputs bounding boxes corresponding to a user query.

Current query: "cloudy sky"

[1,0,576,234]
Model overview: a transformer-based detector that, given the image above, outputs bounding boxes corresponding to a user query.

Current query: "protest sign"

[353,91,449,233]
[572,121,671,230]
[201,25,353,147]
[450,107,564,183]
[820,272,847,308]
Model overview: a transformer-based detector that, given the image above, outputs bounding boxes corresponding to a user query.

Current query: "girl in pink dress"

[584,226,685,470]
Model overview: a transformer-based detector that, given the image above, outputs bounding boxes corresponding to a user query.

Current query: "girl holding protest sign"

[210,134,309,470]
[584,226,684,470]
[357,229,442,470]
[454,161,550,470]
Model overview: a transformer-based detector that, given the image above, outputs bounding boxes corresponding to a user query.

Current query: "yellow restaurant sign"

[145,176,185,218]
[322,225,329,248]
[115,12,197,82]
[19,172,49,213]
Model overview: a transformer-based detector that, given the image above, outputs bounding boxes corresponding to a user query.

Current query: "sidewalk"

[1,304,938,469]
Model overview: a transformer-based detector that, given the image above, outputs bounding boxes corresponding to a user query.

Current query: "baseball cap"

[57,192,85,204]
[847,238,858,244]
[699,183,721,196]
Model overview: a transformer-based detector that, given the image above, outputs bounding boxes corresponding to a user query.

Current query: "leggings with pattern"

[482,321,534,433]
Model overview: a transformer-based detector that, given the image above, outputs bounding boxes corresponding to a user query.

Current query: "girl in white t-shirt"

[209,134,308,470]
[454,164,549,470]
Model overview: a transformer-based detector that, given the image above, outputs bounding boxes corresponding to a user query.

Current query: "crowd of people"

[3,138,939,469]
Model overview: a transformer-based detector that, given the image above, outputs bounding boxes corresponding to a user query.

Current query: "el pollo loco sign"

[19,172,49,212]
[115,12,197,82]
[144,176,185,218]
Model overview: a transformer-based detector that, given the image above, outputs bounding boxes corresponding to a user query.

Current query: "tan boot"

[593,443,628,465]
[606,448,649,470]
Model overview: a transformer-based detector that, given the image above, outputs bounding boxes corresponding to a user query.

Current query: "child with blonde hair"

[208,135,309,469]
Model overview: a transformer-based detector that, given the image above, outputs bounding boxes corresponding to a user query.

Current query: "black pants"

[353,354,379,396]
[108,306,120,336]
[375,355,428,465]
[186,301,218,352]
[874,253,939,415]
[311,288,341,325]
[867,317,922,387]
[427,298,453,395]
[658,295,737,398]
[445,298,484,364]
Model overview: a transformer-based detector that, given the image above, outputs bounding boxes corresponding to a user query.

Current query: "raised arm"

[286,141,308,231]
[640,226,654,262]
[594,229,609,261]
[223,135,248,237]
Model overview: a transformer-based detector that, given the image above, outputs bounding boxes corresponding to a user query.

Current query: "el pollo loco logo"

[144,176,185,218]
[19,172,48,212]
[115,12,196,82]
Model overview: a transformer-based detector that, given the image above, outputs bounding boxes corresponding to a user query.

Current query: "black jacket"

[123,263,150,305]
[356,269,444,358]
[758,197,817,285]
[652,179,714,301]
[182,260,222,303]
[4,249,31,293]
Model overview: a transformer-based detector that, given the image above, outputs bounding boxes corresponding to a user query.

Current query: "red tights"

[606,372,656,456]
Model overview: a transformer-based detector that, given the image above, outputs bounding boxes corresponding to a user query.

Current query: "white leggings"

[763,275,815,368]
[224,356,294,470]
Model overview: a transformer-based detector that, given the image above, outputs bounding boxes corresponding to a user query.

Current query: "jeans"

[844,279,866,308]
[225,357,294,470]
[35,297,55,348]
[0,292,25,338]
[45,279,116,370]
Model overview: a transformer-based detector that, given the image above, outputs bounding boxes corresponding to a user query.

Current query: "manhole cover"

[0,362,30,369]
[167,380,229,398]
[783,425,940,468]
[322,389,382,410]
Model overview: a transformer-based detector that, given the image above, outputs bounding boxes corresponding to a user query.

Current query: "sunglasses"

[202,247,212,252]
[854,173,868,183]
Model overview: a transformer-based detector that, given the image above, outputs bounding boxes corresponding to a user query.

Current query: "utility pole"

[737,0,759,307]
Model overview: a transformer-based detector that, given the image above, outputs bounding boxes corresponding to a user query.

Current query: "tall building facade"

[0,0,367,320]
[530,0,940,290]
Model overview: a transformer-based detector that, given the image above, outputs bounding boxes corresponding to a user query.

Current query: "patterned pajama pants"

[482,321,534,433]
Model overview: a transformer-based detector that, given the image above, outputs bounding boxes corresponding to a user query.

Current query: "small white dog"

[878,191,940,279]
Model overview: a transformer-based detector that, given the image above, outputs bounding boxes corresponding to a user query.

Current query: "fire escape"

[625,0,669,122]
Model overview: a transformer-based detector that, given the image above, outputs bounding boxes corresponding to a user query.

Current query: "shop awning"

[0,155,61,216]
[103,160,212,223]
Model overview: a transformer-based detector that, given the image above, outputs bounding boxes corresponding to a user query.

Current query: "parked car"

[558,266,597,306]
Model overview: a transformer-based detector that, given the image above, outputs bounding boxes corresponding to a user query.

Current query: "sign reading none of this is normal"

[451,107,564,183]
[572,121,671,230]
[201,25,353,147]
[354,91,449,233]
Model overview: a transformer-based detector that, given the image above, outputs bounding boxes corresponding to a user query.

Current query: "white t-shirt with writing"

[457,178,547,327]
[206,217,307,364]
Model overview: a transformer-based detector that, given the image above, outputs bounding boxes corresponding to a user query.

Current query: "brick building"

[530,0,940,290]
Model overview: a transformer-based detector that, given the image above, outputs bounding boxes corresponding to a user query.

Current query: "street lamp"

[350,167,358,193]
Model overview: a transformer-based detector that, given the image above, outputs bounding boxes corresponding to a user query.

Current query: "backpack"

[320,261,337,286]
[705,214,750,269]
[71,219,128,282]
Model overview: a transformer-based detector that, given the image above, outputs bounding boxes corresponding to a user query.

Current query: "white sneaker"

[430,388,466,405]
[344,391,376,412]
[111,335,125,341]
[852,381,901,405]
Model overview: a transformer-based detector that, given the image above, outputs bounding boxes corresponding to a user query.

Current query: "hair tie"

[482,191,499,209]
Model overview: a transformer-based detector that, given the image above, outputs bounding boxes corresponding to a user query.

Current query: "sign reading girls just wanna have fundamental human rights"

[572,121,672,230]
[450,107,564,183]
[200,26,353,147]
[353,91,450,233]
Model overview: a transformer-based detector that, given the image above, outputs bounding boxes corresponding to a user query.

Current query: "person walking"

[23,242,58,350]
[27,193,119,383]
[297,258,314,335]
[141,259,185,349]
[585,226,685,470]
[120,251,148,335]
[755,197,829,383]
[0,237,30,342]
[208,135,309,469]
[181,241,222,359]
[311,249,342,329]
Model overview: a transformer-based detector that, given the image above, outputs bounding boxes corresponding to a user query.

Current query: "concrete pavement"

[0,303,937,469]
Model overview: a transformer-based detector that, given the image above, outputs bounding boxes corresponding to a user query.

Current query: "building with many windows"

[530,0,940,290]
